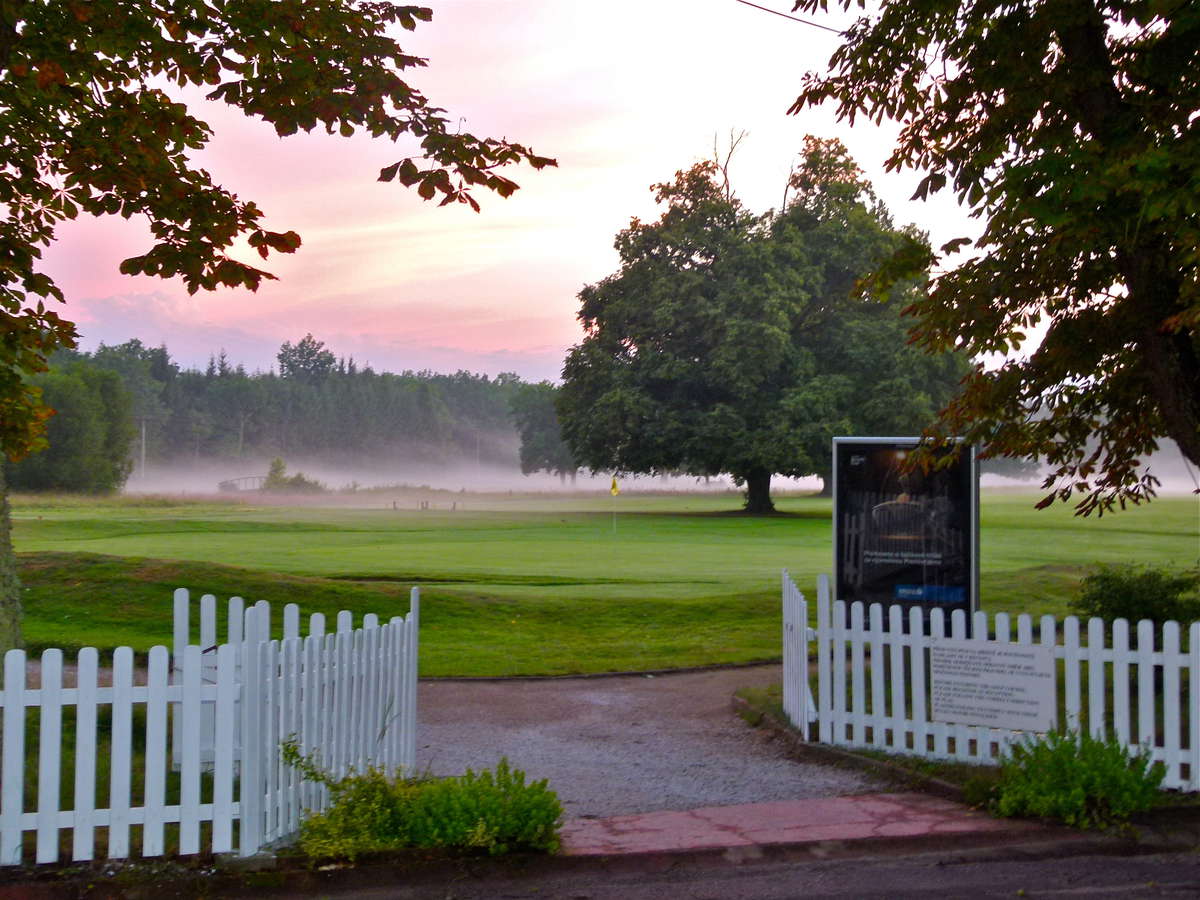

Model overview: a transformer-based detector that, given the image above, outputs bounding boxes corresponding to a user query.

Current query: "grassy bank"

[10,490,1197,675]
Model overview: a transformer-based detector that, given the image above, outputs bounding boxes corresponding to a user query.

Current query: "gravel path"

[417,664,881,819]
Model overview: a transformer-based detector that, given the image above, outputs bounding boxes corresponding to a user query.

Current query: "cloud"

[71,283,579,383]
[39,0,978,390]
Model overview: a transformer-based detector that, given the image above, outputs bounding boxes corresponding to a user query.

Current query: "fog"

[124,457,774,497]
[122,443,1196,499]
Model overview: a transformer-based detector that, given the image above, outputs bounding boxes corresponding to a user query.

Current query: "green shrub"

[262,457,326,493]
[295,766,423,860]
[282,743,562,861]
[1070,564,1200,627]
[403,759,562,855]
[991,730,1165,829]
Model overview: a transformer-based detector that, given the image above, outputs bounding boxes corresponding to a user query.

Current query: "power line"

[733,0,846,35]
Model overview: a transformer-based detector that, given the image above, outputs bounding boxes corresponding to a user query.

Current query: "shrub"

[991,730,1165,830]
[262,457,326,493]
[281,743,562,861]
[295,766,422,860]
[1070,564,1200,627]
[403,759,562,855]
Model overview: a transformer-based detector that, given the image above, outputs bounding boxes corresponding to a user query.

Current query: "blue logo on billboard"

[894,584,965,605]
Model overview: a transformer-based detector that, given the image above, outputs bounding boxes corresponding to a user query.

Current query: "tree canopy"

[7,360,134,493]
[0,0,553,649]
[510,382,577,482]
[52,338,525,471]
[277,334,337,383]
[557,138,968,512]
[790,0,1200,514]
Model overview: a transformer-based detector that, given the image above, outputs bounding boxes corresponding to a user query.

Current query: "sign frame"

[832,436,979,620]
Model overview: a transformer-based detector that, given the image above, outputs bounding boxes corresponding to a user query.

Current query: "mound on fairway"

[17,551,782,676]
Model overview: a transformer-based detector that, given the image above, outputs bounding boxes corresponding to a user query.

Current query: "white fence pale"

[780,572,817,740]
[782,571,1199,791]
[0,588,419,866]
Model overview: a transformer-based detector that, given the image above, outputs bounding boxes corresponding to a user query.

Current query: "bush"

[262,457,326,493]
[282,743,562,861]
[991,730,1164,830]
[1070,564,1200,627]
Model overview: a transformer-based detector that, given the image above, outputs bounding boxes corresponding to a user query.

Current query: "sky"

[42,0,975,382]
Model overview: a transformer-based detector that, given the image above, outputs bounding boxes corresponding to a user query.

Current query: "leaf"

[398,160,421,187]
[35,60,67,89]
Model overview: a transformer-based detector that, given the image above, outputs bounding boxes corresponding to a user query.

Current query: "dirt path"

[417,664,881,819]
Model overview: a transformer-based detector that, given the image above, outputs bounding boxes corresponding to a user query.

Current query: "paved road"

[325,850,1200,899]
[417,665,879,818]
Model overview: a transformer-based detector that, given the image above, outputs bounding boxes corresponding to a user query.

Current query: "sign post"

[832,437,979,623]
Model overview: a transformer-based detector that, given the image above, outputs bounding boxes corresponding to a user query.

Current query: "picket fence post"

[239,601,266,856]
[816,574,832,746]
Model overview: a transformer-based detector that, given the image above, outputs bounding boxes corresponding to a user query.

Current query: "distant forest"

[9,334,1042,495]
[9,335,543,492]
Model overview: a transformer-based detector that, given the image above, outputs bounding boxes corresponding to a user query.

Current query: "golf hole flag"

[610,476,619,496]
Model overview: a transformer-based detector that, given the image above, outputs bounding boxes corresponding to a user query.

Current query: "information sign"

[930,639,1056,732]
[833,437,978,621]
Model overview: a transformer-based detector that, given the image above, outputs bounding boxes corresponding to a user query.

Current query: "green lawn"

[9,490,1197,675]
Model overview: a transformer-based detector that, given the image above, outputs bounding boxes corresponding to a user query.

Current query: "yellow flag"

[610,475,620,496]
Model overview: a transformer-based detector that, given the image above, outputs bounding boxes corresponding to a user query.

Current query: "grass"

[10,490,1198,676]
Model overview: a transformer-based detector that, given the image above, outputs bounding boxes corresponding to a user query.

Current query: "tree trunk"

[0,462,24,653]
[742,467,775,514]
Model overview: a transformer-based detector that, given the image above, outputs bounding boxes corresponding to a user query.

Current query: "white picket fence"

[782,571,1200,791]
[781,572,817,740]
[0,588,419,866]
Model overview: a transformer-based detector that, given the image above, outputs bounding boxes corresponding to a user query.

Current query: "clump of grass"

[990,730,1164,830]
[282,742,562,861]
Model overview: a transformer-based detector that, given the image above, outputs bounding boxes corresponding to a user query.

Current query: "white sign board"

[930,639,1056,732]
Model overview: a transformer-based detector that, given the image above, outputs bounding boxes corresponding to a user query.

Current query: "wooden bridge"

[217,475,266,492]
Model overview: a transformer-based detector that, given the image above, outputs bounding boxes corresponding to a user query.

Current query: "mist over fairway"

[122,457,774,497]
[116,437,1196,500]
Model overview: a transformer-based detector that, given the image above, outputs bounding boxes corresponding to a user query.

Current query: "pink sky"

[43,0,972,381]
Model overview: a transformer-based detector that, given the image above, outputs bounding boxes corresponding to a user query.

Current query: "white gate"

[0,588,419,865]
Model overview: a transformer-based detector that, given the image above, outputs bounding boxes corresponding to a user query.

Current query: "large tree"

[558,139,967,512]
[790,0,1199,514]
[0,1,554,650]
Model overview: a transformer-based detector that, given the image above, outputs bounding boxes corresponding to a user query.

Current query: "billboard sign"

[833,437,978,621]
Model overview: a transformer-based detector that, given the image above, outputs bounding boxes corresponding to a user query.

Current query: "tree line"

[7,335,537,492]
